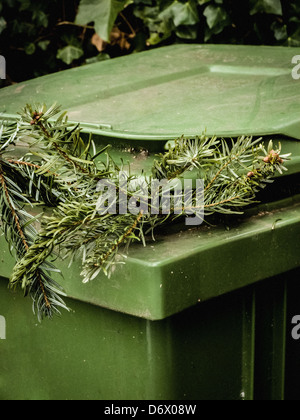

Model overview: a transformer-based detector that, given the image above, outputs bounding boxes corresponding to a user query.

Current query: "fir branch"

[205,196,241,209]
[94,211,144,270]
[0,166,29,252]
[0,161,68,320]
[0,104,292,320]
[152,135,221,180]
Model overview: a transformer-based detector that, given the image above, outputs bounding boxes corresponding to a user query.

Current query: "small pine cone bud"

[247,171,255,178]
[263,156,270,163]
[30,120,36,125]
[270,150,279,159]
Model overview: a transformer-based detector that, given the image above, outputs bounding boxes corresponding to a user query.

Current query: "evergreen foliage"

[0,104,291,320]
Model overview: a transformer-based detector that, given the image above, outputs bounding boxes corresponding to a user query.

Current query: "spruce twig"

[0,104,292,320]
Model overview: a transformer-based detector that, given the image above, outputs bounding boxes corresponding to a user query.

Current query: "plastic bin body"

[0,277,256,400]
[1,266,300,400]
[0,44,300,400]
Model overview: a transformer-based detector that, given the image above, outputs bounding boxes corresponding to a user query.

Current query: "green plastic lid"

[1,44,300,140]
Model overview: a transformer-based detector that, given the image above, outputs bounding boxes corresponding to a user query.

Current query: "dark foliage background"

[0,0,299,87]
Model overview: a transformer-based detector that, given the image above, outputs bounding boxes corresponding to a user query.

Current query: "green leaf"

[271,21,287,41]
[250,0,283,16]
[75,0,130,42]
[160,1,199,27]
[133,5,159,21]
[175,24,198,40]
[5,0,16,8]
[134,0,152,4]
[25,43,36,55]
[135,5,174,46]
[197,0,210,5]
[0,17,7,34]
[18,0,31,11]
[57,46,84,65]
[147,24,173,45]
[150,21,173,44]
[32,10,49,28]
[38,40,51,51]
[85,53,110,65]
[288,30,300,47]
[203,5,230,33]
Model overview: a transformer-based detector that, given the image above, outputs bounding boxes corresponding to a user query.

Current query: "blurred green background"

[0,0,299,87]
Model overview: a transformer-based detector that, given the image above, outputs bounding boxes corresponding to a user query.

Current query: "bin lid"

[1,44,300,140]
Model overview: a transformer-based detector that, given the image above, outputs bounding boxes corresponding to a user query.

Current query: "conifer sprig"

[0,104,291,320]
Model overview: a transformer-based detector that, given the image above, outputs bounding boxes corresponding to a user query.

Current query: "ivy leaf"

[175,24,198,40]
[32,10,49,28]
[288,27,300,47]
[18,0,31,11]
[25,43,36,55]
[85,53,110,64]
[134,0,152,4]
[0,17,7,35]
[57,46,84,65]
[197,0,211,5]
[134,5,174,45]
[4,0,16,8]
[146,19,173,45]
[203,5,230,32]
[38,40,51,51]
[75,0,130,42]
[160,1,199,27]
[250,0,283,16]
[271,21,287,41]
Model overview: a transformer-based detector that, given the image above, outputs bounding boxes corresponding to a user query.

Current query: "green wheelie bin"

[0,44,300,400]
